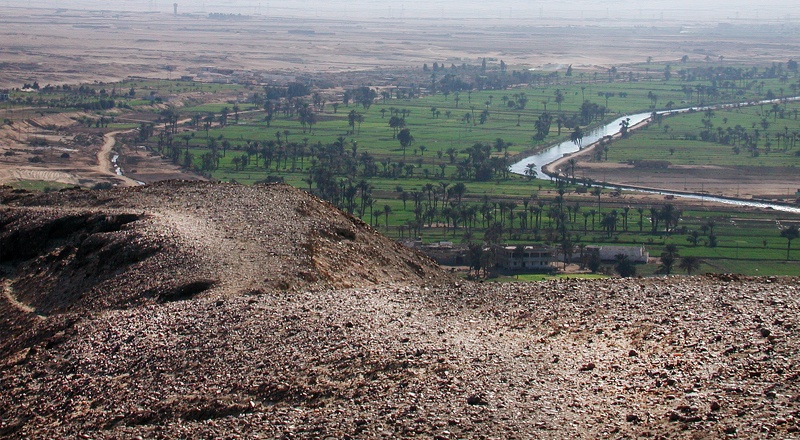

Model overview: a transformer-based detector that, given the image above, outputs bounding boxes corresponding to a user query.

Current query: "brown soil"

[0,107,207,187]
[1,182,800,438]
[575,162,800,201]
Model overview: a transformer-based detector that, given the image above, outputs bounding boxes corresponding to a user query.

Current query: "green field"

[4,180,75,192]
[501,273,609,282]
[606,103,800,167]
[10,61,800,277]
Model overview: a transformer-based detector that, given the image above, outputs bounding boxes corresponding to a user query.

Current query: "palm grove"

[133,58,800,275]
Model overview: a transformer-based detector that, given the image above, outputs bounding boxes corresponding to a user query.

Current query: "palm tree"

[397,128,414,159]
[348,110,358,134]
[678,256,702,275]
[554,89,564,112]
[659,204,679,233]
[524,163,538,180]
[450,182,467,205]
[658,254,676,275]
[569,125,583,148]
[567,158,577,182]
[601,212,618,238]
[780,225,799,260]
[388,116,405,139]
[657,244,679,275]
[614,254,636,278]
[383,205,392,231]
[636,207,645,232]
[560,239,574,269]
[622,206,631,231]
[355,113,365,134]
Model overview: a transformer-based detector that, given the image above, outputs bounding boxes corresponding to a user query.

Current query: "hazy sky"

[4,0,799,23]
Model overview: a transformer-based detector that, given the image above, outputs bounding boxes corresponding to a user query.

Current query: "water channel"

[509,101,800,214]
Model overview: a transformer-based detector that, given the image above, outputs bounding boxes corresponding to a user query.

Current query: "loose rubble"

[1,182,799,438]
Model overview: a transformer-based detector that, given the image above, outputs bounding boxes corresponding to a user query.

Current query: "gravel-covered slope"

[1,183,799,439]
[0,181,444,314]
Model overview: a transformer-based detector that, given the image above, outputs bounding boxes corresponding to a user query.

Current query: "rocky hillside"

[1,182,799,438]
[0,181,443,313]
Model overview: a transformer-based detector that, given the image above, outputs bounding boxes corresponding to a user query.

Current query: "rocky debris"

[0,181,446,315]
[1,182,800,438]
[466,393,489,406]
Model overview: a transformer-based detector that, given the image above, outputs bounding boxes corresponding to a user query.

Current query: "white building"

[496,245,554,272]
[586,245,649,263]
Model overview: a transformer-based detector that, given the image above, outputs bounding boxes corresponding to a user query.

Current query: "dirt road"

[97,130,143,187]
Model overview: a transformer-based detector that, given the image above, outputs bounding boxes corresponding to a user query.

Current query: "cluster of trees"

[653,244,702,276]
[207,13,251,20]
[685,219,719,248]
[342,87,378,109]
[7,81,130,109]
[423,55,800,98]
[76,115,113,128]
[688,107,800,157]
[264,82,312,100]
[72,99,116,111]
[674,61,797,86]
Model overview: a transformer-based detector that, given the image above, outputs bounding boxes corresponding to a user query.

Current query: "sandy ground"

[573,162,800,200]
[0,103,208,187]
[1,8,798,89]
[0,112,182,187]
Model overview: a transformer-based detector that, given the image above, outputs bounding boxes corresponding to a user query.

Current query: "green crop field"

[605,103,800,167]
[14,60,800,277]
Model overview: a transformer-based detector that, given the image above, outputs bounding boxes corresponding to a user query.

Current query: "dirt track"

[96,130,142,187]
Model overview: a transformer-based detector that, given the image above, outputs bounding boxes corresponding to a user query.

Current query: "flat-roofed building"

[496,245,554,272]
[586,245,649,263]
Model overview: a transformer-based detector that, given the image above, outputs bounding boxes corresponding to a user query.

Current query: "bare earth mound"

[1,182,799,438]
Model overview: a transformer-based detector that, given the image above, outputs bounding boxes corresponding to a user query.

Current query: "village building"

[585,245,650,263]
[404,241,469,266]
[495,245,555,272]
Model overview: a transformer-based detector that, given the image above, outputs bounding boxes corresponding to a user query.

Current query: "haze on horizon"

[4,0,800,23]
